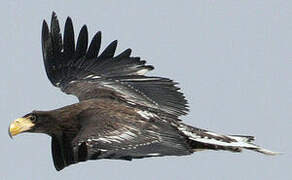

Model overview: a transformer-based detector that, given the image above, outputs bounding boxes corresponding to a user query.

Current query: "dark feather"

[115,48,132,59]
[86,31,101,59]
[50,12,62,58]
[42,20,56,85]
[98,40,117,60]
[77,142,88,162]
[63,17,75,60]
[74,25,88,60]
[121,77,188,116]
[51,136,65,171]
[51,133,76,171]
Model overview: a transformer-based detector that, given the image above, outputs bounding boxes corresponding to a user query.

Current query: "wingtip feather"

[98,40,118,59]
[86,31,102,59]
[255,147,282,156]
[74,25,89,59]
[42,20,49,37]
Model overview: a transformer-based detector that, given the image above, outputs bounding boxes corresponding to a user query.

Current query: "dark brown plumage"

[9,12,277,171]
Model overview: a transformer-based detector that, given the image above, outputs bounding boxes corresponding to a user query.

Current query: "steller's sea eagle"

[9,12,278,171]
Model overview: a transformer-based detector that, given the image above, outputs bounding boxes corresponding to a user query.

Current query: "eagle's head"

[9,111,57,137]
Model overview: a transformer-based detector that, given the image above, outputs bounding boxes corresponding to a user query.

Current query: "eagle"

[9,12,277,171]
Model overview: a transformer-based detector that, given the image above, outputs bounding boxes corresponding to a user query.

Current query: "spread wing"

[42,12,188,117]
[52,108,191,170]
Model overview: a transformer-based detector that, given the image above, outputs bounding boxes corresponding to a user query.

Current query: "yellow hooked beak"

[9,117,35,138]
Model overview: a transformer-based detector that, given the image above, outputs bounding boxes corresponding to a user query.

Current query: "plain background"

[1,1,291,180]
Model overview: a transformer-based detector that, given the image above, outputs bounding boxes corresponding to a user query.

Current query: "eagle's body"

[9,12,277,171]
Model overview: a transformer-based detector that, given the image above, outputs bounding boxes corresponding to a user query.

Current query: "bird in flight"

[9,12,277,171]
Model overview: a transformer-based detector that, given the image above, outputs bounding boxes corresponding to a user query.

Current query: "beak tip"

[8,125,13,139]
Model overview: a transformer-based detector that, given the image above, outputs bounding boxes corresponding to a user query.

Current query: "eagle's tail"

[178,123,279,155]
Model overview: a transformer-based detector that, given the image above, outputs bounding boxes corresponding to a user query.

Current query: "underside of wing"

[42,12,188,117]
[70,109,191,165]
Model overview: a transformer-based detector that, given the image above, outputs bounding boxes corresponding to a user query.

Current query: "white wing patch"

[84,74,95,79]
[178,125,256,148]
[205,131,223,137]
[84,74,101,79]
[136,110,157,120]
[91,75,101,79]
[136,69,150,75]
[189,136,257,148]
[69,80,77,84]
[90,130,137,144]
[147,153,161,156]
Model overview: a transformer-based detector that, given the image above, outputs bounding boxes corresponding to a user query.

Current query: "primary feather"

[42,12,188,117]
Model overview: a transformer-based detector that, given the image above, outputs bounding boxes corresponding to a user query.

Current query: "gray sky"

[1,1,291,180]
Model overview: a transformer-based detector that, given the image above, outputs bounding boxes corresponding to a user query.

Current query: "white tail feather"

[254,147,281,155]
[178,124,279,155]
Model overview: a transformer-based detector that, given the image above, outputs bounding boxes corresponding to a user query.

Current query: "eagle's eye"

[29,115,37,122]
